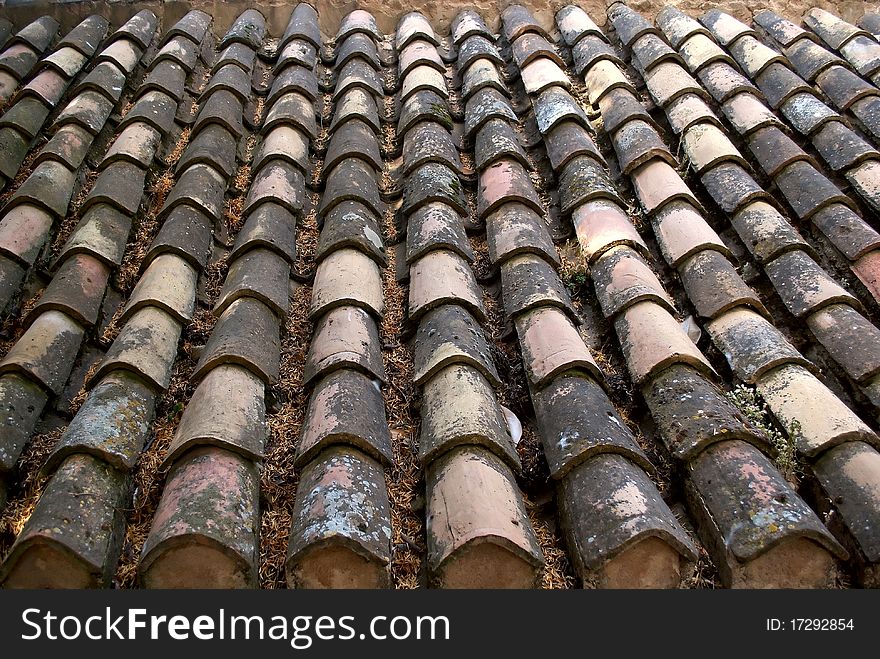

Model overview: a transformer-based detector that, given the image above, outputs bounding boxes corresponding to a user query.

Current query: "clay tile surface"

[1,3,878,593]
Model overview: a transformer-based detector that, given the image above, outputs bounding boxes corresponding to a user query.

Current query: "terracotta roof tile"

[679,249,769,319]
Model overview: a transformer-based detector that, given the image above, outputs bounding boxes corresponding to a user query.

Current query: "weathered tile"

[613,119,675,175]
[501,4,548,41]
[0,372,47,476]
[409,249,485,323]
[35,124,93,171]
[846,160,880,213]
[753,9,817,48]
[414,304,499,387]
[756,364,877,457]
[558,155,621,215]
[556,5,605,47]
[91,306,181,392]
[108,9,156,50]
[401,120,460,175]
[0,256,25,311]
[632,33,684,72]
[304,305,385,385]
[816,65,880,109]
[645,62,710,108]
[56,89,115,135]
[397,89,451,136]
[474,118,529,172]
[515,306,601,389]
[457,35,503,73]
[337,9,381,42]
[330,88,379,136]
[18,69,67,108]
[572,35,624,78]
[122,253,197,325]
[231,202,296,266]
[142,60,186,102]
[140,447,259,588]
[337,32,380,70]
[0,127,29,179]
[0,43,38,80]
[45,371,156,475]
[787,38,847,81]
[120,90,178,135]
[165,9,211,45]
[193,297,280,386]
[0,454,126,588]
[698,61,762,103]
[215,248,289,319]
[701,9,756,46]
[153,36,200,73]
[681,123,746,173]
[41,46,88,79]
[486,201,558,266]
[102,122,160,170]
[653,200,730,267]
[615,300,714,384]
[679,249,768,319]
[146,205,213,270]
[841,36,880,77]
[80,161,147,216]
[572,199,647,262]
[643,364,770,460]
[806,303,880,383]
[543,120,601,173]
[0,97,50,139]
[464,87,517,137]
[58,203,132,267]
[721,91,784,135]
[813,441,880,584]
[426,445,542,588]
[164,364,266,467]
[779,92,840,135]
[585,59,636,105]
[397,143,468,209]
[400,64,446,101]
[318,200,386,265]
[610,4,660,47]
[275,39,317,72]
[221,8,266,49]
[533,86,589,134]
[730,35,787,78]
[28,254,109,328]
[452,10,493,45]
[161,162,228,222]
[700,162,771,214]
[500,253,577,323]
[813,120,877,172]
[730,201,811,263]
[707,307,812,383]
[0,308,83,395]
[597,87,656,136]
[593,247,676,318]
[813,203,880,261]
[176,124,237,179]
[97,39,142,74]
[242,160,305,219]
[679,33,736,72]
[3,160,74,219]
[286,445,391,589]
[269,65,318,106]
[420,364,518,470]
[311,247,384,320]
[766,249,860,318]
[756,62,814,108]
[461,58,508,101]
[513,33,564,69]
[397,12,439,49]
[280,3,320,49]
[631,159,702,216]
[405,201,473,263]
[320,158,381,219]
[687,439,845,588]
[262,91,314,139]
[0,205,54,267]
[478,159,542,219]
[558,453,696,587]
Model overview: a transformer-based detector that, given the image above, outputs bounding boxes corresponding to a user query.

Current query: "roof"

[0,1,879,589]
